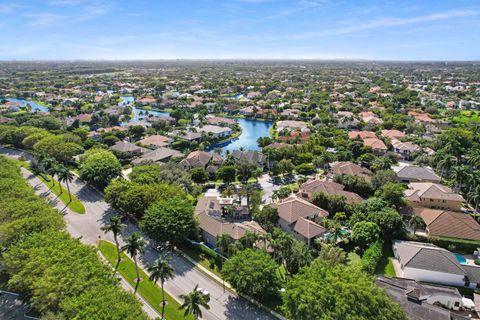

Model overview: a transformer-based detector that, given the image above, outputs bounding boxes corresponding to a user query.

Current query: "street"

[0,147,276,320]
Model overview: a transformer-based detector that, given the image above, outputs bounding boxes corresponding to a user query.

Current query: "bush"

[406,234,480,254]
[362,239,384,274]
[475,259,480,266]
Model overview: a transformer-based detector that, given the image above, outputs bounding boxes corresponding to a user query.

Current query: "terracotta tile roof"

[271,195,328,224]
[330,161,372,181]
[363,137,387,150]
[299,179,363,203]
[405,182,464,202]
[414,207,480,241]
[381,129,405,139]
[293,217,327,239]
[348,130,376,139]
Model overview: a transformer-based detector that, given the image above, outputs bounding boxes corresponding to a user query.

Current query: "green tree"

[351,221,380,249]
[148,257,174,320]
[409,215,425,234]
[122,232,146,293]
[189,167,208,183]
[282,260,406,320]
[253,206,279,231]
[374,183,405,209]
[217,165,236,183]
[179,284,210,320]
[129,164,161,184]
[141,197,197,245]
[56,164,74,203]
[222,249,281,298]
[80,149,121,189]
[101,216,126,271]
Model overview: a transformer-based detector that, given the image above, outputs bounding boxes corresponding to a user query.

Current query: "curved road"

[0,147,276,320]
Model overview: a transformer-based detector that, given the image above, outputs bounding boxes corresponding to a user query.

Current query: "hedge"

[361,239,384,274]
[0,156,148,319]
[406,234,480,254]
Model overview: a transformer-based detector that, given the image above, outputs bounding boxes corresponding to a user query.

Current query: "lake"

[213,117,272,153]
[1,97,49,113]
[130,107,170,122]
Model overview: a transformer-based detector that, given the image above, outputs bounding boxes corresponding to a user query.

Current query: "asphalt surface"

[0,147,276,320]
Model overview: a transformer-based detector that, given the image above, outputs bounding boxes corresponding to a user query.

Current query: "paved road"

[1,147,276,320]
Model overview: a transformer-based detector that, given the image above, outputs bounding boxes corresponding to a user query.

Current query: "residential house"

[195,192,266,249]
[231,150,265,167]
[197,125,232,138]
[205,116,236,126]
[297,179,362,203]
[131,147,183,166]
[336,111,359,129]
[391,139,421,159]
[348,130,377,140]
[109,141,143,156]
[404,182,464,211]
[412,207,480,241]
[363,137,388,154]
[359,111,383,126]
[170,130,202,142]
[330,161,372,182]
[276,120,308,132]
[179,151,223,171]
[138,135,173,149]
[136,96,157,106]
[381,129,406,139]
[392,240,480,288]
[271,195,329,245]
[376,276,466,320]
[395,165,441,183]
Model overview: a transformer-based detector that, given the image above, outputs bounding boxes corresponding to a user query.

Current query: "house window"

[455,301,460,307]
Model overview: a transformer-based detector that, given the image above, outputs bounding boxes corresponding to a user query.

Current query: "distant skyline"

[0,0,479,61]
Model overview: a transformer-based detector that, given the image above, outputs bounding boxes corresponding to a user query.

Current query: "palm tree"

[148,257,174,320]
[468,186,480,213]
[216,234,231,260]
[101,216,126,271]
[271,189,279,203]
[409,215,425,234]
[179,284,210,320]
[42,157,58,188]
[122,232,146,293]
[57,165,74,202]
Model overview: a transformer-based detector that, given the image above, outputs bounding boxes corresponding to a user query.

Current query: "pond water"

[119,96,134,105]
[1,97,49,113]
[212,117,272,153]
[130,107,170,122]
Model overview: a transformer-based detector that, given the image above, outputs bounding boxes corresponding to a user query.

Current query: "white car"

[197,287,210,298]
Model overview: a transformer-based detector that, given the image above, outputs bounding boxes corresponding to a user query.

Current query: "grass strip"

[37,174,85,214]
[98,240,192,320]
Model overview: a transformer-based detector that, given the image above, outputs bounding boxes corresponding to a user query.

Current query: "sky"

[0,0,479,60]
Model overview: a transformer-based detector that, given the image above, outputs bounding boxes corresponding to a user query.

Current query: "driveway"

[0,147,275,320]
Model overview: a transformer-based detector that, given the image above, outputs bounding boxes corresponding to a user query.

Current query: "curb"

[175,248,287,320]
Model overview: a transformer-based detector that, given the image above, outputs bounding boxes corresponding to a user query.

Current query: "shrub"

[361,239,384,274]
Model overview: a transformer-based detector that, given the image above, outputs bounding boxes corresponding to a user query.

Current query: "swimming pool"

[454,253,467,264]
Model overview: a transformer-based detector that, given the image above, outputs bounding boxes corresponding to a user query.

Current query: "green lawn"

[98,240,192,320]
[179,244,223,278]
[37,175,85,214]
[375,243,396,277]
[347,252,362,267]
[452,110,480,124]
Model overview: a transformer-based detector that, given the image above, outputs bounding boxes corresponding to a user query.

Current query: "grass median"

[98,240,192,320]
[37,174,85,214]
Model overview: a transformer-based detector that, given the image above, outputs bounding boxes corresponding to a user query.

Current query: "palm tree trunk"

[161,281,166,320]
[114,236,121,271]
[66,180,72,203]
[134,255,140,293]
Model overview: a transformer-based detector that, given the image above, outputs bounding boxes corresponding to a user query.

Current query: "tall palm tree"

[57,165,74,202]
[122,232,146,293]
[101,216,126,271]
[148,257,174,320]
[42,157,58,188]
[409,215,425,234]
[179,284,210,320]
[216,234,231,260]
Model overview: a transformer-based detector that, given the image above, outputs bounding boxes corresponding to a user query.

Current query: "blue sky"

[0,0,479,60]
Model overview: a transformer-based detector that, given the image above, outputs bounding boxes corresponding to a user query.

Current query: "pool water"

[454,254,467,264]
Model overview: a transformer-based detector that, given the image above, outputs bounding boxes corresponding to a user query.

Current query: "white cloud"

[291,9,479,39]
